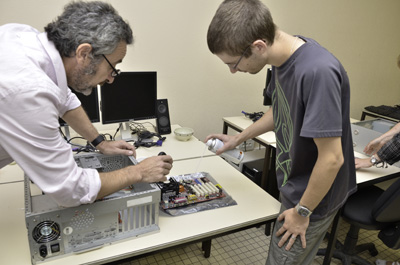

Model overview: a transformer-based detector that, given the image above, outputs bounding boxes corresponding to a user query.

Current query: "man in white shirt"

[0,1,173,207]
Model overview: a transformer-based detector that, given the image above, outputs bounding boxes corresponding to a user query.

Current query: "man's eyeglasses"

[102,54,121,77]
[232,44,251,70]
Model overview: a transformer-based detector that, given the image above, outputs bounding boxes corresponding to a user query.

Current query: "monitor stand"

[119,122,133,141]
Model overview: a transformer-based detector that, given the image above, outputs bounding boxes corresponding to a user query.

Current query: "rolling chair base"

[318,227,378,265]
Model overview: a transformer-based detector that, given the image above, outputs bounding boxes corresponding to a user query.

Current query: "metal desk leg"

[360,111,366,121]
[261,147,279,199]
[264,219,276,236]
[223,121,228,134]
[261,146,278,236]
[322,208,342,265]
[261,146,271,191]
[202,239,212,258]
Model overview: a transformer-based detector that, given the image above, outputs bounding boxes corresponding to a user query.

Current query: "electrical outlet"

[239,139,255,151]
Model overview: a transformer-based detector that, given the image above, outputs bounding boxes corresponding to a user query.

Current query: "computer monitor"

[59,87,101,126]
[100,71,157,140]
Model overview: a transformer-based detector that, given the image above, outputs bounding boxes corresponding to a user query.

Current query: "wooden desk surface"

[354,152,400,186]
[0,156,280,265]
[67,124,215,162]
[0,161,23,184]
[223,116,360,147]
[135,125,215,161]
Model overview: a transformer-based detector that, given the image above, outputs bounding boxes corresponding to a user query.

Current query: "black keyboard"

[365,105,400,120]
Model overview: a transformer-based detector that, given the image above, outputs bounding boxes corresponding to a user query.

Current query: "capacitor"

[206,138,244,164]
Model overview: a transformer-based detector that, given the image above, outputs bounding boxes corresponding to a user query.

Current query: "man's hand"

[355,157,373,169]
[96,140,136,157]
[136,155,173,183]
[363,138,385,155]
[96,154,173,200]
[276,208,309,251]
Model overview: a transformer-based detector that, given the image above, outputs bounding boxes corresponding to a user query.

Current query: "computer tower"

[226,148,265,172]
[242,159,265,186]
[25,153,160,264]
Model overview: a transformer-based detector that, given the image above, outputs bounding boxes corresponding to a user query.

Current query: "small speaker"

[156,99,171,135]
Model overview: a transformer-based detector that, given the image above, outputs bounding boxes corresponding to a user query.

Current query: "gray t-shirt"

[267,36,357,221]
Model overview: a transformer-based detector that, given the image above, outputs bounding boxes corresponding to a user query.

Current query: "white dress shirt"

[0,24,101,207]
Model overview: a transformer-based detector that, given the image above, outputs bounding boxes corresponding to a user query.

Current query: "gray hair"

[45,1,133,61]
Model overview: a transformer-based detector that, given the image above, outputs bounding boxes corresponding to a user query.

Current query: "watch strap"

[91,134,105,147]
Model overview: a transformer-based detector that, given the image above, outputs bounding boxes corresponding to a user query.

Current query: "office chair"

[319,177,400,265]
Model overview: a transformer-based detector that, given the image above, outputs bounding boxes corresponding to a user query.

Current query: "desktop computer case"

[24,153,161,264]
[351,118,400,167]
[351,118,396,153]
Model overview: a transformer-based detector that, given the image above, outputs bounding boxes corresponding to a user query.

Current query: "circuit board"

[156,172,226,209]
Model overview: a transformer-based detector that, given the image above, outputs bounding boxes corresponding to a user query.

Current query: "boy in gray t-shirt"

[267,36,357,221]
[206,1,357,264]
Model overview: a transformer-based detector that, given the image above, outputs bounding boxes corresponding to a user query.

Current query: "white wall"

[267,0,400,122]
[1,0,399,141]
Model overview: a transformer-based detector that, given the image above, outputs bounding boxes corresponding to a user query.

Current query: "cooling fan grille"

[32,221,61,243]
[99,156,125,172]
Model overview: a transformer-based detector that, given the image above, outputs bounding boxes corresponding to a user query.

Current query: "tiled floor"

[107,220,400,265]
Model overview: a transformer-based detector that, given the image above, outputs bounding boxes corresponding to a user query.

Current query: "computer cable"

[129,121,157,135]
[59,131,116,154]
[134,131,166,148]
[242,111,264,122]
[113,123,122,140]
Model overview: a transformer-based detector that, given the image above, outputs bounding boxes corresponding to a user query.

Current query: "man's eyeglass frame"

[102,54,121,77]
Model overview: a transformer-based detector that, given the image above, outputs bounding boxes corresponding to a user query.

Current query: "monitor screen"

[100,71,157,124]
[59,87,100,126]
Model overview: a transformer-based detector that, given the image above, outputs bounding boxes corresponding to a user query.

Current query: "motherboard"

[156,172,226,209]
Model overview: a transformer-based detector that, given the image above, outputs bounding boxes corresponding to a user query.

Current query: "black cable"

[103,133,114,141]
[113,123,122,140]
[242,111,264,122]
[134,131,166,148]
[59,127,67,141]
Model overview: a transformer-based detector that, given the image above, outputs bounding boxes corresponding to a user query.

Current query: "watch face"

[298,208,308,217]
[296,205,311,217]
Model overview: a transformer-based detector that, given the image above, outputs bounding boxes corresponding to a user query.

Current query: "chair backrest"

[372,177,400,222]
[372,177,400,249]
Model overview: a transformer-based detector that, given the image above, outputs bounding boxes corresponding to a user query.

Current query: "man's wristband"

[91,134,106,148]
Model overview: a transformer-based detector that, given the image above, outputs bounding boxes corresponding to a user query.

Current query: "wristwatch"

[370,155,379,165]
[295,203,312,217]
[91,134,106,148]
